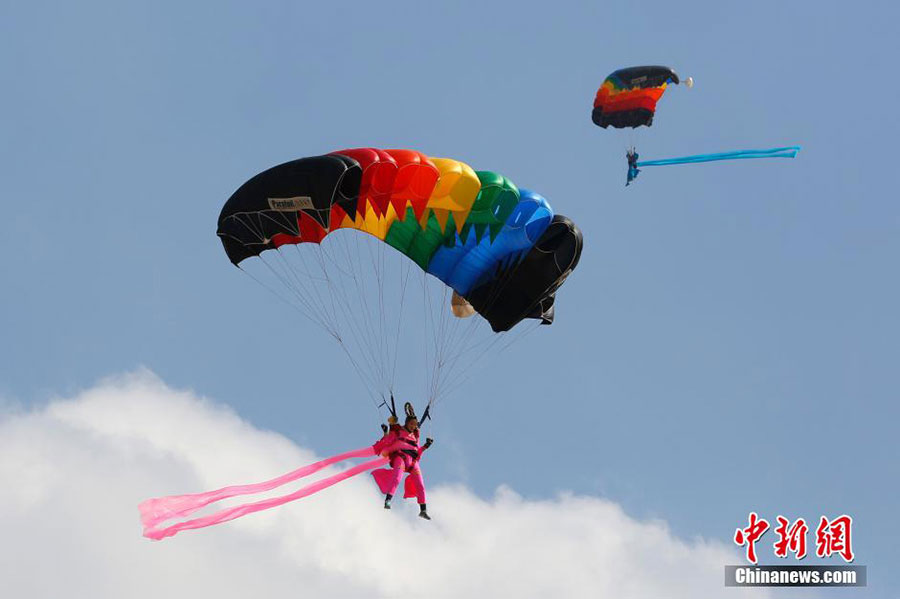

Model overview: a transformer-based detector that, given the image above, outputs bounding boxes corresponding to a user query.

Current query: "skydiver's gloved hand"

[424,438,433,449]
[381,424,388,434]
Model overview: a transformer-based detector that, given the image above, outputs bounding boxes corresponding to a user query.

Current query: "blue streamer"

[636,146,801,168]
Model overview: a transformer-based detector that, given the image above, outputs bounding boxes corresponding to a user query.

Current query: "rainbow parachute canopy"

[217,148,582,332]
[592,66,680,129]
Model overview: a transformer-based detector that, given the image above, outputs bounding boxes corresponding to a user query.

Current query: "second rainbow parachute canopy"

[591,65,681,129]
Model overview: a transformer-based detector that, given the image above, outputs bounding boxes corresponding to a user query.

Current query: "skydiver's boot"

[383,494,392,510]
[418,504,431,520]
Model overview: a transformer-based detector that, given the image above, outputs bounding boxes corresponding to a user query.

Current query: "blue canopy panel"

[427,189,554,296]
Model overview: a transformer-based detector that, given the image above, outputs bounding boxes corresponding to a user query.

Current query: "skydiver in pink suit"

[371,404,433,520]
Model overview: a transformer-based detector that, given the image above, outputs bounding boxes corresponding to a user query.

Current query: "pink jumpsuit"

[371,425,428,503]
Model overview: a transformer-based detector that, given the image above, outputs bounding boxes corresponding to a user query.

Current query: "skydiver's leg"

[407,467,430,519]
[383,455,405,509]
[407,467,426,504]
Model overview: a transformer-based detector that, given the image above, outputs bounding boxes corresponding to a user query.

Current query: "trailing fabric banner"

[139,446,386,540]
[637,146,801,167]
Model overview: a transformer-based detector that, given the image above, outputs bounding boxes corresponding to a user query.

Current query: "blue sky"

[2,0,897,594]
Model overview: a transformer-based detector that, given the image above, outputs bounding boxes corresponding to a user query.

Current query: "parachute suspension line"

[342,232,389,392]
[424,286,485,411]
[422,271,460,406]
[258,254,334,335]
[313,236,387,388]
[317,234,385,396]
[235,263,328,336]
[442,300,480,366]
[437,284,456,399]
[382,244,401,394]
[379,240,390,390]
[430,320,483,403]
[230,219,382,407]
[428,285,451,405]
[304,248,343,332]
[433,284,476,403]
[430,323,501,407]
[225,216,329,329]
[493,318,541,359]
[389,252,406,386]
[278,248,338,332]
[277,239,384,410]
[421,269,433,404]
[295,245,384,410]
[300,246,374,376]
[325,237,372,363]
[359,232,391,393]
[434,320,541,407]
[305,230,409,407]
[421,269,449,406]
[438,282,464,388]
[426,284,443,404]
[432,286,543,409]
[455,319,544,401]
[622,122,639,157]
[333,336,385,412]
[417,246,525,413]
[241,256,382,411]
[314,236,355,278]
[240,224,549,419]
[440,298,470,357]
[389,253,413,396]
[366,232,389,392]
[321,237,395,411]
[349,233,378,384]
[269,250,337,334]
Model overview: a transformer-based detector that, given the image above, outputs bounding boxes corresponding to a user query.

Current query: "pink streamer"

[139,446,385,540]
[139,446,375,529]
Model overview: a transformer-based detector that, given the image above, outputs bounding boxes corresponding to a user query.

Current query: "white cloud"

[0,370,772,598]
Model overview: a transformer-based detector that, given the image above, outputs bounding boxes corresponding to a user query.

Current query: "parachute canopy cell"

[592,66,680,129]
[217,148,582,332]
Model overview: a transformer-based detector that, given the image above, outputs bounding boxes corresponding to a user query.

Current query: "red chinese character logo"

[734,512,769,564]
[815,515,854,562]
[773,516,808,559]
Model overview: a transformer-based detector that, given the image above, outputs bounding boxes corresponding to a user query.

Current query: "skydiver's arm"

[372,428,397,455]
[419,437,434,456]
